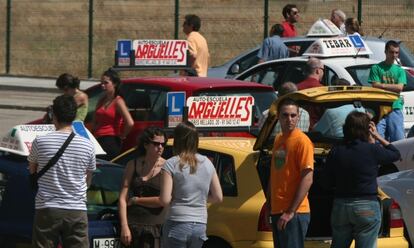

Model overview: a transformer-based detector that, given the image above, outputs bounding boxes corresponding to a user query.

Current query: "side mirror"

[230,64,240,74]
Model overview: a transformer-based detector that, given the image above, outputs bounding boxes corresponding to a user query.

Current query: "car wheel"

[202,237,231,248]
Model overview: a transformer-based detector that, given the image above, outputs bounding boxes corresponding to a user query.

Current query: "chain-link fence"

[0,0,413,79]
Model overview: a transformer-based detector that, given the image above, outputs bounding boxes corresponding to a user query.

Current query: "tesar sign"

[186,96,255,127]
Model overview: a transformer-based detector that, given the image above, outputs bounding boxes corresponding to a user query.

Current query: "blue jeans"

[331,198,381,248]
[161,220,207,248]
[271,213,310,248]
[376,109,405,142]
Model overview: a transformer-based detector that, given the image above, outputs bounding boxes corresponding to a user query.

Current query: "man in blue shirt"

[257,24,289,63]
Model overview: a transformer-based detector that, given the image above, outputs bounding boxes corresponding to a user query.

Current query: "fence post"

[263,0,269,39]
[5,0,11,74]
[88,0,94,78]
[174,0,179,39]
[357,0,362,24]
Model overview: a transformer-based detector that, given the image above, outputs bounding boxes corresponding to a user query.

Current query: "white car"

[235,36,414,133]
[378,137,414,247]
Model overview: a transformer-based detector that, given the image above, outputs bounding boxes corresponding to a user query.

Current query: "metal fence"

[0,0,413,79]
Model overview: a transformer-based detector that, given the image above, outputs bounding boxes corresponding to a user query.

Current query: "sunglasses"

[149,140,166,147]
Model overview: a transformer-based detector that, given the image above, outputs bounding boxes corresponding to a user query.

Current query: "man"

[28,95,96,248]
[281,4,299,38]
[368,40,406,141]
[182,14,209,77]
[313,78,365,138]
[269,97,314,248]
[257,24,289,64]
[271,82,310,133]
[297,57,324,90]
[330,9,346,34]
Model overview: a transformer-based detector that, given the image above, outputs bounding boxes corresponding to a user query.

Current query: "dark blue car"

[0,152,123,248]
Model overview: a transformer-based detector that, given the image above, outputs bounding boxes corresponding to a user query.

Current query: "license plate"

[92,238,121,248]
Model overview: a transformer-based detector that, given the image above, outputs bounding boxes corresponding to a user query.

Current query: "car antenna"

[378,28,388,39]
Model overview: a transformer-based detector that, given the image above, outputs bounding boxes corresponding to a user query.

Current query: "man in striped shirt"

[28,95,96,248]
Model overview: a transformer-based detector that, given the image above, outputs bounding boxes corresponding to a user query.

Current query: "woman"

[323,111,400,248]
[54,73,88,121]
[119,127,167,248]
[160,121,223,248]
[345,17,364,36]
[93,68,134,160]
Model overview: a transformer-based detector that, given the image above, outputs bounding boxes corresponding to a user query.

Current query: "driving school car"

[235,34,414,134]
[253,86,410,247]
[208,19,414,79]
[0,123,122,248]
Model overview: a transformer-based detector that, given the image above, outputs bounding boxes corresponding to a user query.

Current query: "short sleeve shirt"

[281,21,297,37]
[270,128,314,214]
[368,62,406,109]
[257,35,289,62]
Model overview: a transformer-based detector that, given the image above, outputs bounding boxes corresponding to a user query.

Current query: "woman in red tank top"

[92,68,134,160]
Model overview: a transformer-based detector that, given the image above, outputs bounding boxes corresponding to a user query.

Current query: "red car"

[67,76,276,150]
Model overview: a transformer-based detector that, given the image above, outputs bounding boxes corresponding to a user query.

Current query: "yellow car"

[112,86,409,247]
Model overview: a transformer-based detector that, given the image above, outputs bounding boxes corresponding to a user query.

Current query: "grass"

[0,0,413,79]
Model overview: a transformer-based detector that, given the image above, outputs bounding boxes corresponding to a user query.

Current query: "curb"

[0,104,45,112]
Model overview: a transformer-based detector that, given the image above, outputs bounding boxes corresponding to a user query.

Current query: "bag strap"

[35,132,75,180]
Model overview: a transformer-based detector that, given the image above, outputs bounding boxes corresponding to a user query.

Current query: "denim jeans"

[376,109,405,142]
[331,198,381,248]
[271,213,310,248]
[161,220,207,248]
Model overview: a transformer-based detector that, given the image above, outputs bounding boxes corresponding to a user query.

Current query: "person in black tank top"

[119,127,167,248]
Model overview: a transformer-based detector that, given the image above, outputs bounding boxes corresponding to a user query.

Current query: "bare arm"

[28,162,38,174]
[115,97,134,139]
[86,170,93,188]
[160,171,173,207]
[118,161,134,246]
[371,82,404,93]
[208,172,223,203]
[277,168,313,230]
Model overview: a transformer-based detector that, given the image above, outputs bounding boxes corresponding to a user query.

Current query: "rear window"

[345,65,373,86]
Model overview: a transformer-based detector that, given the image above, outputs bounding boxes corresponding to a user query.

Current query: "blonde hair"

[173,121,199,174]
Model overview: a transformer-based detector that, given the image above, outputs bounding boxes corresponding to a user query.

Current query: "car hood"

[254,86,399,151]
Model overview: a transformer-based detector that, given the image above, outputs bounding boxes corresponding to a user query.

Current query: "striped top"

[27,131,96,210]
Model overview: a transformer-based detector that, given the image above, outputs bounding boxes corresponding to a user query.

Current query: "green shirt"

[368,62,406,109]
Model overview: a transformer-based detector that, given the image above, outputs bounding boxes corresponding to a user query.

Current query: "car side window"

[120,85,168,122]
[325,67,339,86]
[242,63,286,89]
[87,165,123,207]
[238,51,260,74]
[280,62,307,85]
[199,149,238,197]
[345,65,373,86]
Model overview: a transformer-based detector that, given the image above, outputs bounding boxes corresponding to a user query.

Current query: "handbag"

[29,132,75,191]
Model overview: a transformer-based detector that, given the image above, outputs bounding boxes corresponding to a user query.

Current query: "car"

[253,85,410,247]
[109,86,410,247]
[378,136,414,247]
[207,19,414,79]
[0,124,122,248]
[235,36,414,133]
[31,76,277,152]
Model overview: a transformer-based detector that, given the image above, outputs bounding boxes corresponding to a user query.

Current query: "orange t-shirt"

[270,128,314,214]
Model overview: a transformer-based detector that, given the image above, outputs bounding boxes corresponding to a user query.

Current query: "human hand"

[277,211,295,230]
[369,121,380,140]
[120,225,132,246]
[127,196,138,206]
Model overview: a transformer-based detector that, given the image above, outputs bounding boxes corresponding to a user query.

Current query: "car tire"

[202,237,231,248]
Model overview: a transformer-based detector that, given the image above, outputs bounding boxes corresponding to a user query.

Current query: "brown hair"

[345,17,364,36]
[173,121,199,174]
[343,111,370,142]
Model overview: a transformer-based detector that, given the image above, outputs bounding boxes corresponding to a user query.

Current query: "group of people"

[30,99,223,248]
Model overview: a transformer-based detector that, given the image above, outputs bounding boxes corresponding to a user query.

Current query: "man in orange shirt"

[182,14,210,77]
[269,97,314,248]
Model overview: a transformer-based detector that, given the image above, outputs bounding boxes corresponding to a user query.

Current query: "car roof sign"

[114,39,192,71]
[307,19,343,37]
[303,36,372,57]
[0,122,106,156]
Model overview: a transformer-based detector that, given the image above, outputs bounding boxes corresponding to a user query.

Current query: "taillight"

[257,202,272,232]
[389,200,404,228]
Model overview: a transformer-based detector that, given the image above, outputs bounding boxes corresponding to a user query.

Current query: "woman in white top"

[160,121,223,248]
